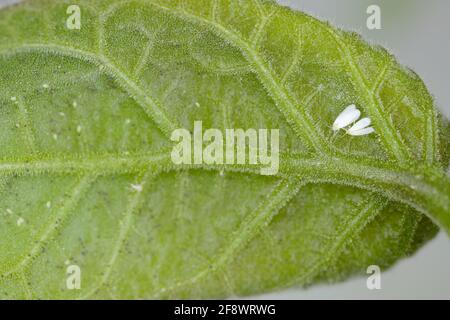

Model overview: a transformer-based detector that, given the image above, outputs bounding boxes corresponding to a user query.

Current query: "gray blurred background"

[1,0,449,299]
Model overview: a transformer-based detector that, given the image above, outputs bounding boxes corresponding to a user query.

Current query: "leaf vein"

[0,44,179,138]
[151,178,304,297]
[291,195,386,286]
[0,175,96,278]
[146,1,332,154]
[80,171,153,299]
[307,19,411,161]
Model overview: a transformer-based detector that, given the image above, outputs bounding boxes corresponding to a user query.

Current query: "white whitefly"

[332,104,361,131]
[349,117,371,131]
[347,127,375,136]
[347,118,375,136]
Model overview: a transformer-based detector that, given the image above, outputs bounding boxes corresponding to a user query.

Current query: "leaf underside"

[0,0,448,299]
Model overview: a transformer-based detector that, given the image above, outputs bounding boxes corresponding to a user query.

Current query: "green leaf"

[0,0,448,299]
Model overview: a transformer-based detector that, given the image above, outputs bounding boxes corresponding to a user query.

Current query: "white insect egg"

[332,104,361,131]
[347,117,375,136]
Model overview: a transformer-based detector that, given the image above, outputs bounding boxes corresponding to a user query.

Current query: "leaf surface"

[0,0,449,299]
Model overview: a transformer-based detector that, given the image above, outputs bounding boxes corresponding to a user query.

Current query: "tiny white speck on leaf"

[46,201,51,208]
[42,83,50,89]
[53,133,58,140]
[17,217,25,226]
[131,184,143,193]
[195,102,200,108]
[72,101,78,108]
[10,96,16,102]
[76,125,82,133]
[125,119,131,124]
[59,112,66,117]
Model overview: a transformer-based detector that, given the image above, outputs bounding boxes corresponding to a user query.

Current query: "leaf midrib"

[0,149,442,205]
